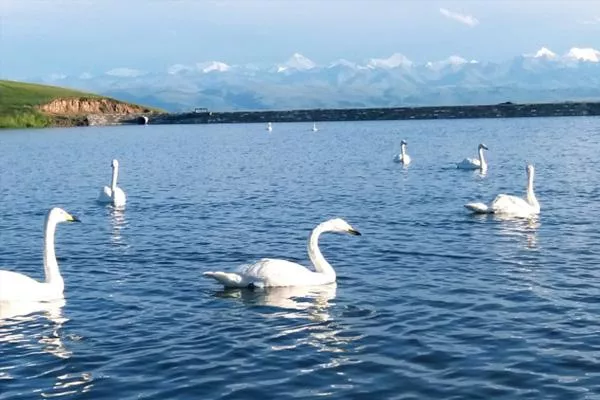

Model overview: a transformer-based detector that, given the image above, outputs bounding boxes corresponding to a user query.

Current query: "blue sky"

[2,0,600,79]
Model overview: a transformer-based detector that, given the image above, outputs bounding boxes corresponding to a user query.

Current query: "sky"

[1,0,600,79]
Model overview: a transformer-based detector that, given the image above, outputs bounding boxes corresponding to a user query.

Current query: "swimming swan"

[457,143,488,170]
[312,122,318,132]
[203,218,361,288]
[465,164,540,218]
[393,140,411,165]
[0,208,80,302]
[98,159,126,207]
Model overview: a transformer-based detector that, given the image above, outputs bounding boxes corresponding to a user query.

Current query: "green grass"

[0,80,160,128]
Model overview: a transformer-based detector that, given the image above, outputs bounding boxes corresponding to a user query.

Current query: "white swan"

[393,140,411,165]
[457,143,488,170]
[203,218,361,288]
[465,164,540,218]
[0,208,80,302]
[98,159,126,207]
[312,122,318,132]
[266,122,273,132]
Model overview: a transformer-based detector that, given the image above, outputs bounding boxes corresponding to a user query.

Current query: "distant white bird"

[465,164,540,218]
[266,122,273,132]
[457,143,488,170]
[312,122,318,132]
[98,159,126,208]
[393,140,411,165]
[0,208,81,302]
[203,218,361,288]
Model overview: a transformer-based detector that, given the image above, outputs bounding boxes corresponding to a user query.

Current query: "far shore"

[91,100,600,127]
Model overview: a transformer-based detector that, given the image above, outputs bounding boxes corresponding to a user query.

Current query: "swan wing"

[203,271,244,287]
[0,270,46,301]
[491,194,535,216]
[393,154,402,163]
[98,186,112,203]
[457,158,480,169]
[464,202,492,213]
[238,258,322,287]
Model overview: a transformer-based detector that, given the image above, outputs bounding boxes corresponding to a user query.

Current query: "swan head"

[526,164,535,176]
[111,159,119,169]
[322,218,361,236]
[48,207,81,224]
[478,144,489,151]
[401,140,407,146]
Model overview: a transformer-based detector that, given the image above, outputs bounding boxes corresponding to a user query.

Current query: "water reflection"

[109,207,127,245]
[216,284,337,320]
[495,215,540,250]
[0,300,94,396]
[0,299,70,358]
[215,284,360,356]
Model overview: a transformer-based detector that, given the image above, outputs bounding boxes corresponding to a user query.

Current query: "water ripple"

[1,119,600,399]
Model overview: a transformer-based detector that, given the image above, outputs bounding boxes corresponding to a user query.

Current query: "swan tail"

[203,271,244,287]
[464,202,493,214]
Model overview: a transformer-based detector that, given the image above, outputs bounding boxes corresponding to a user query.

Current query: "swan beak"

[67,214,81,223]
[347,228,361,236]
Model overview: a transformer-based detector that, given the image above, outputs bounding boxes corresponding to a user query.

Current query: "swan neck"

[307,225,335,279]
[526,170,539,209]
[401,144,407,158]
[43,214,63,286]
[111,165,118,192]
[478,148,486,169]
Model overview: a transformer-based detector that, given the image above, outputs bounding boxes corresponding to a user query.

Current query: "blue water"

[1,118,600,399]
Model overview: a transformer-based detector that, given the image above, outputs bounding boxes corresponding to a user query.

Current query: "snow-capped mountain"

[276,53,316,72]
[565,47,600,62]
[366,53,413,69]
[30,48,600,111]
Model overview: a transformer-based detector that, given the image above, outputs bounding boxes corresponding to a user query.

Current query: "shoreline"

[115,101,600,126]
[4,101,600,129]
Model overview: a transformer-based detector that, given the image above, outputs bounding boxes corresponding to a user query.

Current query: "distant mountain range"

[29,47,600,112]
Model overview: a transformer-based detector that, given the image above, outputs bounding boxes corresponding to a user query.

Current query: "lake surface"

[1,118,600,399]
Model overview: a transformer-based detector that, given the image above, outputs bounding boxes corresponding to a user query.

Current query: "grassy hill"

[0,80,161,128]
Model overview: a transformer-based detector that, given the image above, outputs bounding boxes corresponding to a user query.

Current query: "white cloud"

[439,8,479,27]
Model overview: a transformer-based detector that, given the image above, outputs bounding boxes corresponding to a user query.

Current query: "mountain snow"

[197,61,231,73]
[533,47,557,59]
[277,53,316,72]
[426,55,470,70]
[37,47,600,112]
[167,64,193,75]
[565,47,600,62]
[366,53,413,69]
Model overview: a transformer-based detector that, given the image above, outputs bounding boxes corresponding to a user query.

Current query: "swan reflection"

[0,300,94,396]
[109,207,127,245]
[0,298,71,358]
[495,215,540,250]
[215,283,361,358]
[216,284,337,321]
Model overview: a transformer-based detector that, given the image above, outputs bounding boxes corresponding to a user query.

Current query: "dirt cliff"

[38,97,152,115]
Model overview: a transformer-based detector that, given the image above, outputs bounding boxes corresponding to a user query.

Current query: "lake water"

[1,118,600,399]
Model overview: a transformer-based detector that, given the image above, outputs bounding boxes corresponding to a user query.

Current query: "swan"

[312,122,318,132]
[266,122,273,132]
[465,164,540,218]
[0,208,81,302]
[98,159,126,207]
[457,143,488,170]
[203,218,361,288]
[393,140,411,165]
